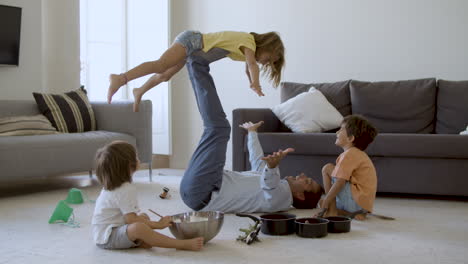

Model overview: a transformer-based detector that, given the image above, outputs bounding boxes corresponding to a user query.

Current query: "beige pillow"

[0,114,59,136]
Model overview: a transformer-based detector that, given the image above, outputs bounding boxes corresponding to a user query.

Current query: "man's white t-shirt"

[92,182,140,244]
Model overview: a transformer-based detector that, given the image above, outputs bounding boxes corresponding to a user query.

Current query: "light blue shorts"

[332,177,363,213]
[96,225,139,250]
[173,30,203,56]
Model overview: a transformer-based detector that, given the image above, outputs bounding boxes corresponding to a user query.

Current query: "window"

[80,0,171,155]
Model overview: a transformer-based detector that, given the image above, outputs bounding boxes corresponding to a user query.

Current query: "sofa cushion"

[366,133,468,159]
[350,78,436,133]
[0,114,58,136]
[272,87,343,133]
[281,80,351,116]
[0,131,136,179]
[248,133,468,159]
[33,87,97,133]
[436,80,468,134]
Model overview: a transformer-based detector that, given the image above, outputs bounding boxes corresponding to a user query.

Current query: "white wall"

[0,0,79,100]
[170,0,468,169]
[0,0,43,99]
[42,0,80,94]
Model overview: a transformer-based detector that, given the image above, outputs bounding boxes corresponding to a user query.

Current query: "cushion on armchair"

[33,88,97,133]
[271,87,343,133]
[350,78,436,133]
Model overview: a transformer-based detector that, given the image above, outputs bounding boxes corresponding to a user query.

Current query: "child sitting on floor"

[92,140,203,251]
[319,115,378,220]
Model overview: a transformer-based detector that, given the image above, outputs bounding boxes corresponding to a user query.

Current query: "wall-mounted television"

[0,5,22,66]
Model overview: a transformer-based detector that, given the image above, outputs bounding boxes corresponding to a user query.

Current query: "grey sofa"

[0,100,153,181]
[233,78,468,197]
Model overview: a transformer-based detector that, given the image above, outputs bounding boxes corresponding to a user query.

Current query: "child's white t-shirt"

[92,182,140,244]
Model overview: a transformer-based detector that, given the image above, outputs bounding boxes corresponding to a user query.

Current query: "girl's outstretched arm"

[245,63,252,84]
[243,48,264,96]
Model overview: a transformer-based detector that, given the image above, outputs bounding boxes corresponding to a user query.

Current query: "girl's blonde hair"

[250,31,285,87]
[95,140,138,191]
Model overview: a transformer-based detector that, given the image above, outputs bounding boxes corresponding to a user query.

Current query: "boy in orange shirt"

[319,115,378,220]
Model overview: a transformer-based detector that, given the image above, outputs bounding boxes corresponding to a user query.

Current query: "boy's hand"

[158,216,173,228]
[250,83,265,96]
[318,198,328,210]
[239,121,264,132]
[261,148,295,168]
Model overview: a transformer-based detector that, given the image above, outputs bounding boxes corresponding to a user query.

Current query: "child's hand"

[318,198,327,210]
[158,216,173,228]
[261,148,295,168]
[239,121,264,132]
[250,83,265,96]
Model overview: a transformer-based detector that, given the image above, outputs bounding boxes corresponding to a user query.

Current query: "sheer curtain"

[80,0,171,155]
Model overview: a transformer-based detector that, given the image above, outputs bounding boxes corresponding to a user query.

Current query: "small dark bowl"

[295,218,329,238]
[260,213,296,236]
[325,216,352,233]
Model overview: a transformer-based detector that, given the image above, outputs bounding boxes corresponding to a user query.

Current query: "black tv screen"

[0,5,22,66]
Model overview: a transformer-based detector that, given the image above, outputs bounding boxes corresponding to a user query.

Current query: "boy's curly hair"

[250,31,285,87]
[343,115,378,151]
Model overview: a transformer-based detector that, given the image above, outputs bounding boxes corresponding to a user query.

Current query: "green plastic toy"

[49,200,73,223]
[65,188,84,204]
[48,200,80,228]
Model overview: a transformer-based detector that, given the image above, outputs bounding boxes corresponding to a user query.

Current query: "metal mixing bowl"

[169,211,224,243]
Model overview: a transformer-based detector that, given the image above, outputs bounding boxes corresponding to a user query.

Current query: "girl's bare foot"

[179,237,204,251]
[132,87,144,112]
[108,74,127,104]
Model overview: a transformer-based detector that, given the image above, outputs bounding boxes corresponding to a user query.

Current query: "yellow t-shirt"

[202,31,256,61]
[332,147,377,212]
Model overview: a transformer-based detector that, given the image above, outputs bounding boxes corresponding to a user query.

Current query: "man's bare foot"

[179,237,204,251]
[132,87,144,112]
[108,74,127,104]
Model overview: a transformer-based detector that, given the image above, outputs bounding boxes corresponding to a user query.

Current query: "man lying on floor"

[182,121,323,213]
[178,50,322,213]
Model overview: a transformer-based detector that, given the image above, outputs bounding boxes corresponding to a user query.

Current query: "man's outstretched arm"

[240,121,267,172]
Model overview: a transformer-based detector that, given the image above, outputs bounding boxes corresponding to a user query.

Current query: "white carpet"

[0,171,467,264]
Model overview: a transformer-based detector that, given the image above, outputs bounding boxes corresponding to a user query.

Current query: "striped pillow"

[33,88,97,133]
[0,114,59,136]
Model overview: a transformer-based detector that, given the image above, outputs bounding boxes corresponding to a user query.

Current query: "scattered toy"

[159,187,170,199]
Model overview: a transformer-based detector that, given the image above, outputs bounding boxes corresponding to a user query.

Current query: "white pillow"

[271,87,343,133]
[460,125,468,135]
